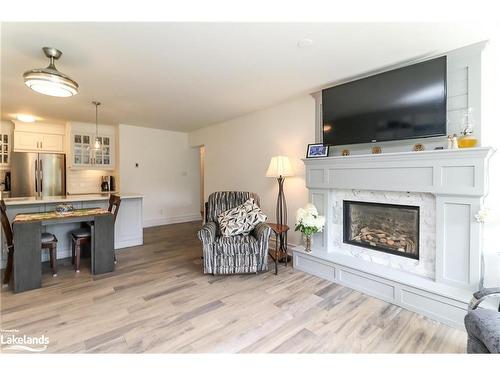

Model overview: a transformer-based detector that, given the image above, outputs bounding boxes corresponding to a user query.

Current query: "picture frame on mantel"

[306,143,329,158]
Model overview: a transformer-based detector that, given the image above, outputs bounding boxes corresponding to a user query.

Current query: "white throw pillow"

[218,198,267,237]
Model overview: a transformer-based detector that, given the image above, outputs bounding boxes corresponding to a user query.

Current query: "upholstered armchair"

[198,191,271,275]
[464,287,500,353]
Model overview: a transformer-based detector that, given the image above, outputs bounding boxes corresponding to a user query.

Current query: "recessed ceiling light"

[16,114,36,123]
[297,38,313,48]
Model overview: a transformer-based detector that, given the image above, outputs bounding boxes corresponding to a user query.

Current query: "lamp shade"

[266,156,294,178]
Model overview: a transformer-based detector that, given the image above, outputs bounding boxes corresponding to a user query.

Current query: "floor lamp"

[266,156,294,265]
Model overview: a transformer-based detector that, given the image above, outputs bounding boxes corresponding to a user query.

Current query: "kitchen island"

[0,193,143,268]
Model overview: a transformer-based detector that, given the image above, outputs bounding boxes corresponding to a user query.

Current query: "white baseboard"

[293,248,470,329]
[143,213,201,228]
[116,237,143,249]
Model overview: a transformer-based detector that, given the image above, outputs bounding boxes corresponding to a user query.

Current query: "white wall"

[189,95,316,245]
[119,124,200,227]
[480,31,500,287]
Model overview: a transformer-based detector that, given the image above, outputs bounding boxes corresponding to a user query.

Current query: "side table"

[268,223,290,275]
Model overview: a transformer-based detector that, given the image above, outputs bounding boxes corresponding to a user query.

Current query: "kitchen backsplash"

[0,170,6,187]
[67,169,117,194]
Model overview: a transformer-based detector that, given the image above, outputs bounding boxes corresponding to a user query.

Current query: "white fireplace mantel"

[294,147,495,328]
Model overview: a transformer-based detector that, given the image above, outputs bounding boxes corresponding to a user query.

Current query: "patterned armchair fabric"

[198,191,271,275]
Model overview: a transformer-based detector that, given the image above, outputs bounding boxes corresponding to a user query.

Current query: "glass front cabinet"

[71,132,114,169]
[0,133,10,166]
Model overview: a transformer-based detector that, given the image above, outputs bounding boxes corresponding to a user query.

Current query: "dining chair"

[1,199,58,285]
[70,194,121,272]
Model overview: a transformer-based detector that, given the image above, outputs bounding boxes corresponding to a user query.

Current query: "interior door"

[39,153,66,196]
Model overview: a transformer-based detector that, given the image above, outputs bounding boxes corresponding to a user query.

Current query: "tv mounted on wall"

[322,56,447,146]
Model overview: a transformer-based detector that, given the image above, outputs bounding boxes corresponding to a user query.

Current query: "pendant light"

[92,101,102,150]
[23,47,79,97]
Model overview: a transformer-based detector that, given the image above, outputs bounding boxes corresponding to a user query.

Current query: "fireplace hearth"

[343,200,419,260]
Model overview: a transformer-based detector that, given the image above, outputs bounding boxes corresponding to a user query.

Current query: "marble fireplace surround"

[294,147,495,328]
[331,190,435,279]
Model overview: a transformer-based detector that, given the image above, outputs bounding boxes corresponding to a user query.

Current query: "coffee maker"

[101,176,110,192]
[109,175,116,192]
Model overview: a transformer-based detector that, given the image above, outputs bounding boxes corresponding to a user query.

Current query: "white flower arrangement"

[475,207,490,224]
[295,203,326,236]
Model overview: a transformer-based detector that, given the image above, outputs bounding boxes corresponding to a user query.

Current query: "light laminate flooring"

[0,221,466,353]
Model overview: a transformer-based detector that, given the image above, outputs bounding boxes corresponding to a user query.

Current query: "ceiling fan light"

[24,79,77,97]
[23,47,79,97]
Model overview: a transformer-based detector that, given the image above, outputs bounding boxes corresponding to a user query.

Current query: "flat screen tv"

[322,56,447,146]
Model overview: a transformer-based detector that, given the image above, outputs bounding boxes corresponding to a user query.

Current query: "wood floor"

[0,221,466,353]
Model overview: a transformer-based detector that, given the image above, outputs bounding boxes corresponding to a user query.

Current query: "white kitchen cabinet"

[40,133,64,152]
[13,122,65,153]
[0,131,11,167]
[93,135,113,167]
[72,133,92,167]
[70,132,115,169]
[13,131,39,150]
[13,131,64,153]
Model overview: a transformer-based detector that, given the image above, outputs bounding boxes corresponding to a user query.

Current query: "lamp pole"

[276,175,287,228]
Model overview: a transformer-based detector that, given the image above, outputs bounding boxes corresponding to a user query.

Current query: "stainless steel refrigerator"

[10,152,66,198]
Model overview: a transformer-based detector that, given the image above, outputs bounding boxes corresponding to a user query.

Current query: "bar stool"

[1,199,58,285]
[70,194,121,273]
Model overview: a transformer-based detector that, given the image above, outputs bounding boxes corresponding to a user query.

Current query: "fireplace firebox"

[343,200,419,260]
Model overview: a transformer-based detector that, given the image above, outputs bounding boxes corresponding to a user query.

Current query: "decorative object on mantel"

[451,134,459,149]
[371,146,382,154]
[458,133,478,148]
[413,143,425,152]
[295,203,325,253]
[266,156,294,230]
[306,143,329,158]
[55,203,74,215]
[23,47,79,97]
[458,107,478,148]
[341,149,350,156]
[447,135,453,149]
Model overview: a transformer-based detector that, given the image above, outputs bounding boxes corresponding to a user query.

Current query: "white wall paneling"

[294,249,474,329]
[313,42,486,155]
[435,196,482,289]
[309,189,329,252]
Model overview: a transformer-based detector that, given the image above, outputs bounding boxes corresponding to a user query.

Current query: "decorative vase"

[304,234,312,252]
[457,134,478,148]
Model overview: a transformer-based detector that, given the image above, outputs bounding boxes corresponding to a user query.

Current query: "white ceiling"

[0,22,493,132]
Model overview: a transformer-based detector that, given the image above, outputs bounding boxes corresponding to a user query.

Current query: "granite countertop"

[13,207,110,223]
[1,193,143,206]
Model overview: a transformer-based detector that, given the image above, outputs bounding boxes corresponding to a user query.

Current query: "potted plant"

[295,203,326,252]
